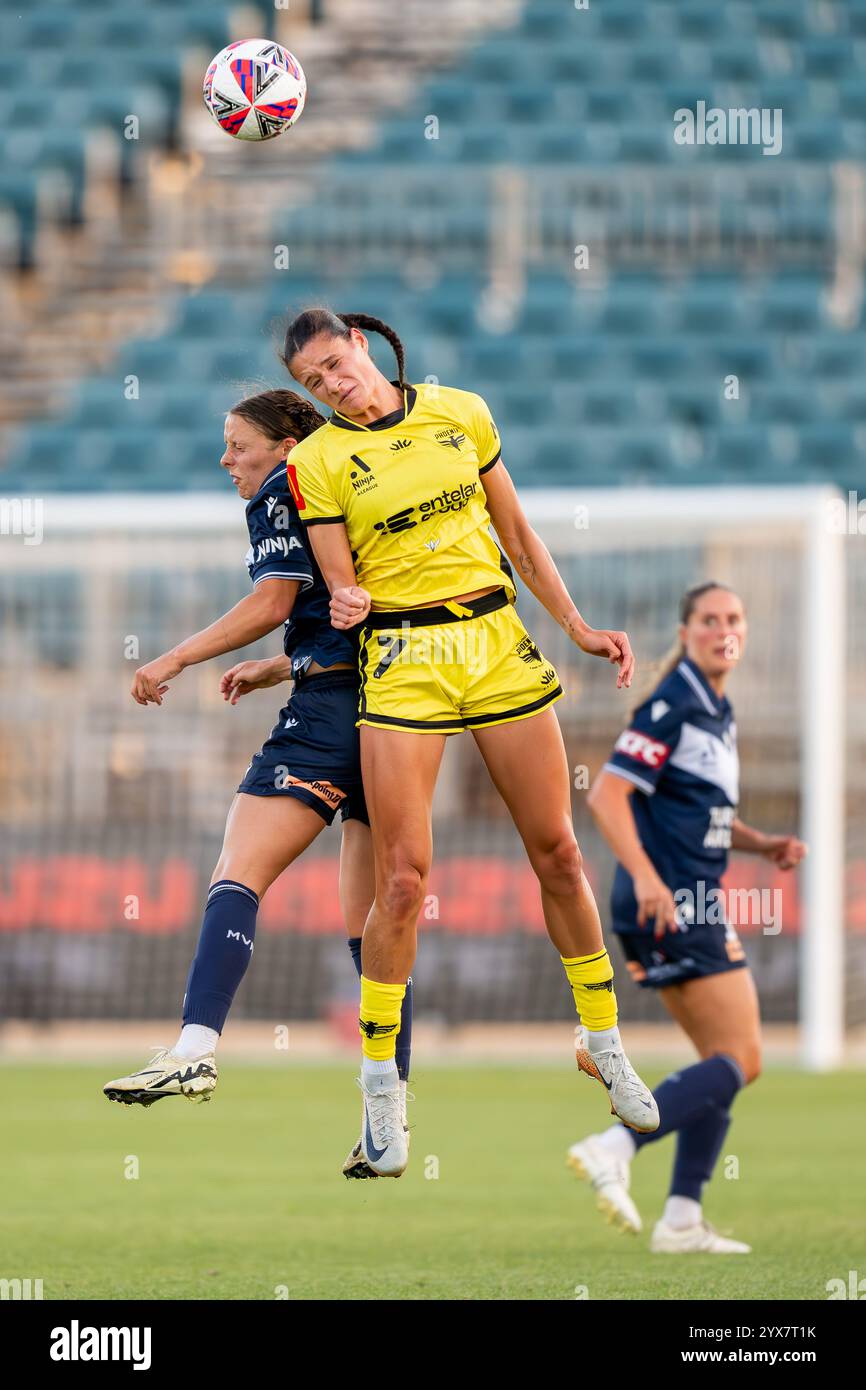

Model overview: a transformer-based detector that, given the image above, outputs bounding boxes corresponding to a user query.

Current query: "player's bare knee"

[377,861,427,921]
[211,853,237,887]
[534,835,583,895]
[740,1046,762,1084]
[717,1045,761,1086]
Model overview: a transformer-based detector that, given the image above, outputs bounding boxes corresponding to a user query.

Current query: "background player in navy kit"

[568,583,807,1252]
[102,391,412,1176]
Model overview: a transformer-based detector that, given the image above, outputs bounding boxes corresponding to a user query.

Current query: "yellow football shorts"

[356,589,563,733]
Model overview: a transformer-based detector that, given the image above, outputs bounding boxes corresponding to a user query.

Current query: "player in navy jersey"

[568,582,806,1252]
[102,390,413,1178]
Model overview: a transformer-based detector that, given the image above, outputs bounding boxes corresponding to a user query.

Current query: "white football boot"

[343,1079,412,1180]
[651,1217,751,1253]
[342,1138,375,1180]
[103,1047,217,1107]
[356,1073,409,1178]
[574,1026,659,1133]
[567,1134,642,1234]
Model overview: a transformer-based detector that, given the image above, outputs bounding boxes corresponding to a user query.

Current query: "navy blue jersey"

[244,464,358,675]
[604,657,739,932]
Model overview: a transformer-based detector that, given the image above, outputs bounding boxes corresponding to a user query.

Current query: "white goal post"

[520,486,846,1073]
[8,485,848,1068]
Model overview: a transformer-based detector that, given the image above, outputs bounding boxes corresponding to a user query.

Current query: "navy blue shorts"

[615,921,747,990]
[237,670,368,826]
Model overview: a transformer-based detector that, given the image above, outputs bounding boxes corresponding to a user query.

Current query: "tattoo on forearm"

[517,551,537,582]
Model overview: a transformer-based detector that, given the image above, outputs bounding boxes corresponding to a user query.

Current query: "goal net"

[0,486,859,1068]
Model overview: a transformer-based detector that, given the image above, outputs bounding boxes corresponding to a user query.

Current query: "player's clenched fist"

[330,584,371,630]
[761,834,808,871]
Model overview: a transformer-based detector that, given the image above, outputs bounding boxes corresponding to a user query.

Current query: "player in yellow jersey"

[281,308,660,1176]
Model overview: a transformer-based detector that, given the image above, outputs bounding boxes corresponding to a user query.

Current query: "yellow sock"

[359,974,406,1060]
[561,949,618,1031]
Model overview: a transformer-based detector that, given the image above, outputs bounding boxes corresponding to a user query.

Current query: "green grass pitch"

[3,1061,863,1300]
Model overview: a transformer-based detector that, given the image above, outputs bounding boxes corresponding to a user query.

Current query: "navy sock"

[182,880,259,1032]
[348,936,363,977]
[631,1053,744,1151]
[395,978,413,1083]
[671,1104,733,1202]
[347,936,413,1083]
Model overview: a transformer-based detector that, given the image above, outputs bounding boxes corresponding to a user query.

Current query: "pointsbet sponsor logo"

[50,1320,152,1370]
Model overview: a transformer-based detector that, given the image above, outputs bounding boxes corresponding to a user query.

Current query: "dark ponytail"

[229,388,326,445]
[280,307,408,390]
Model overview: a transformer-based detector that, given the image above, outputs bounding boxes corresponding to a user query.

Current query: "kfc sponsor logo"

[614,729,671,768]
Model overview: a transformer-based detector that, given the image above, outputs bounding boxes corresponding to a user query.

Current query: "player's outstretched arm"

[131,579,300,706]
[731,819,808,869]
[481,460,634,688]
[303,520,371,630]
[587,770,679,936]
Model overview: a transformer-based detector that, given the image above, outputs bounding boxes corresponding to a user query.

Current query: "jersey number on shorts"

[373,635,407,679]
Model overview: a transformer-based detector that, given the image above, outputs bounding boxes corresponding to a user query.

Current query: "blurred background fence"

[1,0,866,1055]
[2,489,864,1052]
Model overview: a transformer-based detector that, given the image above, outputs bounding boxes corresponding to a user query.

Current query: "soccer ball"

[203,39,306,141]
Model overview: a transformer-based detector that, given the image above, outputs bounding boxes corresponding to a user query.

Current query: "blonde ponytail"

[630,579,735,716]
[630,641,685,717]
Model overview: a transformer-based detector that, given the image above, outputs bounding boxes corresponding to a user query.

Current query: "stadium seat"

[676,4,733,41]
[18,8,80,47]
[753,3,808,41]
[465,41,529,85]
[847,0,866,36]
[174,294,245,338]
[804,38,857,80]
[7,0,866,494]
[0,172,40,267]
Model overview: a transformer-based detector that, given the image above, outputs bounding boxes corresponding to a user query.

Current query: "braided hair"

[280,307,408,391]
[228,388,326,445]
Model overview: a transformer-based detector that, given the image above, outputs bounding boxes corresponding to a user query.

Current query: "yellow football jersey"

[288,381,517,610]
